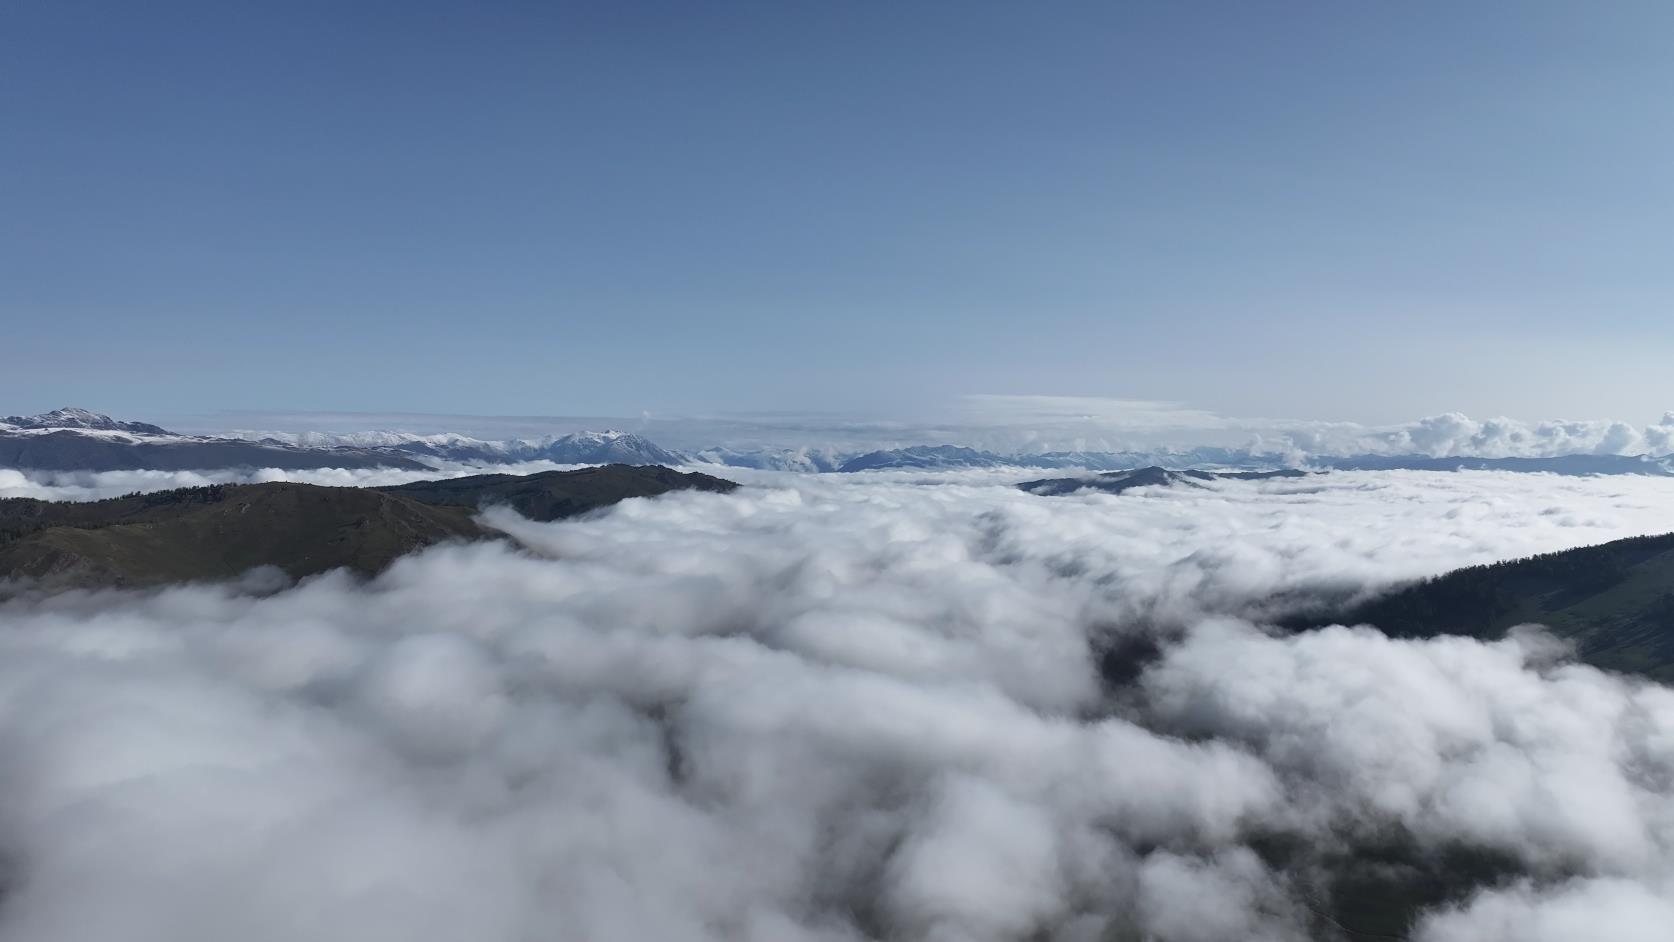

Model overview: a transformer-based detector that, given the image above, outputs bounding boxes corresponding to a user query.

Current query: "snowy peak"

[693,446,845,473]
[1,407,174,436]
[557,429,631,445]
[541,430,686,466]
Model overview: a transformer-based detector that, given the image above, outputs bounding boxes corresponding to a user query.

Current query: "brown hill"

[0,465,739,593]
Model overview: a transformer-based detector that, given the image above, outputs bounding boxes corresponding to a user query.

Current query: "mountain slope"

[0,465,741,592]
[377,464,737,519]
[1308,532,1674,680]
[0,484,482,590]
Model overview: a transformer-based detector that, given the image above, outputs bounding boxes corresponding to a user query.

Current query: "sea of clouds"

[4,469,1674,940]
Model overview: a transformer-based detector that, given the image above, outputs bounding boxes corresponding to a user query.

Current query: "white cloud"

[1327,411,1674,459]
[4,470,1674,938]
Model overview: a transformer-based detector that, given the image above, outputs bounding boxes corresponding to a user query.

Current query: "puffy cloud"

[1645,413,1674,456]
[1417,877,1674,942]
[1145,621,1670,868]
[4,470,1674,939]
[1342,412,1666,458]
[1248,412,1674,461]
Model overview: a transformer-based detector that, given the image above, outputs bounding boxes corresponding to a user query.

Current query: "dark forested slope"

[1304,531,1674,680]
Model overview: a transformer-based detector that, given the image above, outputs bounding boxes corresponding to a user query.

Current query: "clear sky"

[4,1,1672,425]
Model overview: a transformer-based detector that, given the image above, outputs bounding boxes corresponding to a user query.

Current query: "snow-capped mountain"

[692,446,845,473]
[0,408,432,472]
[10,407,1673,479]
[539,429,687,465]
[2,407,174,436]
[253,428,691,467]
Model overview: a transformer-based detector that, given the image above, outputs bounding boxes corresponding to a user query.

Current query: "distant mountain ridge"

[0,431,435,472]
[359,428,688,466]
[1018,466,1309,496]
[1,407,173,435]
[0,409,685,473]
[837,445,1007,472]
[8,408,1674,479]
[835,445,1674,477]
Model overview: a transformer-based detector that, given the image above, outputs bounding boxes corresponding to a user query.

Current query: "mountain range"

[0,464,738,593]
[9,408,1674,479]
[842,444,1674,476]
[354,428,687,466]
[1,406,172,435]
[0,409,683,472]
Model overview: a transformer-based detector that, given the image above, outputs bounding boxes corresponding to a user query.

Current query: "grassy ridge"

[0,465,738,592]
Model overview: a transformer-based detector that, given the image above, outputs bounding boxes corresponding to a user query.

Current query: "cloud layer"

[4,470,1674,940]
[170,400,1674,460]
[1267,411,1674,462]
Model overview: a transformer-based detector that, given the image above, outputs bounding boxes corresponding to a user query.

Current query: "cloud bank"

[1265,410,1674,462]
[168,400,1674,460]
[4,471,1674,939]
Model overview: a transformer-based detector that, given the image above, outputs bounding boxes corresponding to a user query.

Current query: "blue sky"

[4,1,1671,425]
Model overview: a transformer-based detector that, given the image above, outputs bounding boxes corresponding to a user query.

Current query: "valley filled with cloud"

[5,469,1674,940]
